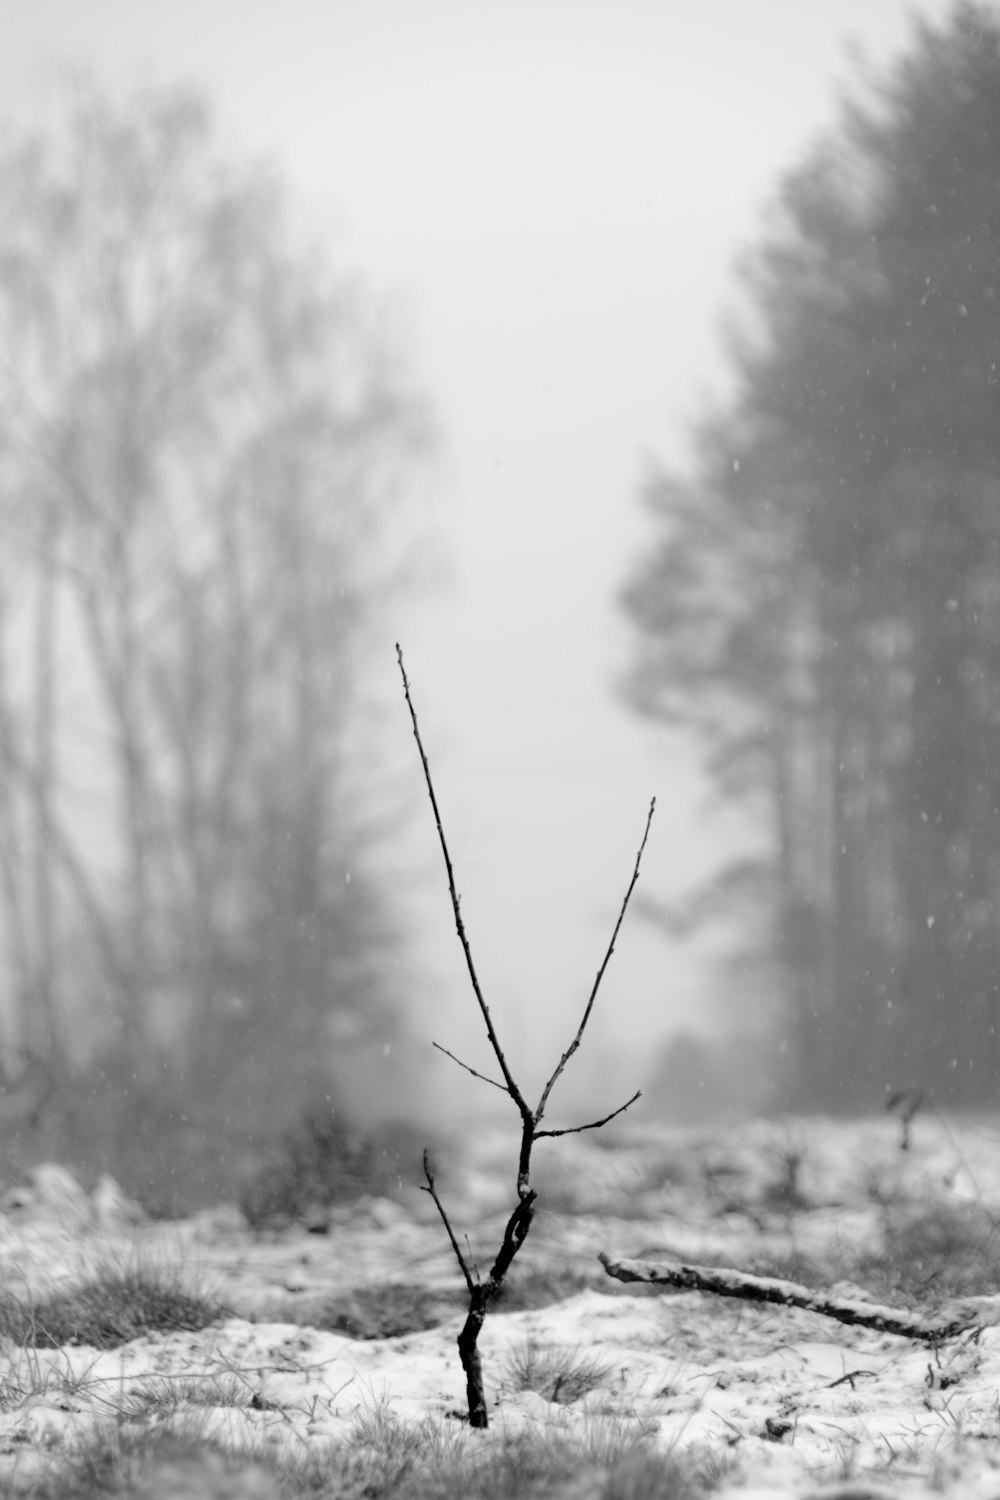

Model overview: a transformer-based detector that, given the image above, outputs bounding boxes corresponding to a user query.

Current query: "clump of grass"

[19,1398,707,1500]
[0,1262,229,1350]
[863,1198,1000,1305]
[502,1339,618,1405]
[24,1414,413,1500]
[0,1342,100,1414]
[752,1198,1000,1310]
[19,1423,278,1500]
[275,1439,419,1500]
[744,1247,836,1288]
[741,1197,1000,1314]
[404,1421,697,1500]
[761,1140,811,1212]
[239,1106,433,1229]
[492,1265,596,1313]
[299,1283,454,1339]
[349,1390,435,1463]
[109,1372,252,1422]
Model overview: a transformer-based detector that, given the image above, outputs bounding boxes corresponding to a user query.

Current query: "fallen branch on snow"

[598,1252,975,1342]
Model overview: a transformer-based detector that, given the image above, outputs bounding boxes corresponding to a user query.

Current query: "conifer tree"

[624,4,1000,1107]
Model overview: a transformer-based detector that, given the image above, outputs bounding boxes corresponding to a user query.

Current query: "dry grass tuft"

[0,1261,228,1351]
[502,1339,619,1405]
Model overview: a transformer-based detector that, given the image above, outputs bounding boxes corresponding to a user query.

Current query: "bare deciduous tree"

[0,82,430,1112]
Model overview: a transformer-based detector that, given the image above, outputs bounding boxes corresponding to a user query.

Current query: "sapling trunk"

[398,644,653,1428]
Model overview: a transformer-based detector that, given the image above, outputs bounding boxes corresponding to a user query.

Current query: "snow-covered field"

[3,1110,1000,1497]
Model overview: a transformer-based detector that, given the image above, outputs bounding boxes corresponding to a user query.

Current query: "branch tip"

[536,1089,642,1140]
[432,1040,507,1092]
[535,799,656,1119]
[396,646,527,1113]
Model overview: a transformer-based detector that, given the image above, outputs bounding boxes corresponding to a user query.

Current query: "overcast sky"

[1,0,957,1120]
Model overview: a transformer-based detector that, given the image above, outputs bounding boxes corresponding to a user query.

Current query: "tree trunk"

[457,1285,494,1429]
[31,505,61,1059]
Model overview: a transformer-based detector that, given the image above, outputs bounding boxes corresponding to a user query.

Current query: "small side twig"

[432,1041,506,1092]
[535,1089,643,1140]
[598,1253,974,1343]
[422,1150,474,1294]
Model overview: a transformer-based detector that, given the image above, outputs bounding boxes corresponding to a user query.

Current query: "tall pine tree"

[624,3,1000,1109]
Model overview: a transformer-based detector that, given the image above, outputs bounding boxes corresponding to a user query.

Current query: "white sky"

[0,0,958,1119]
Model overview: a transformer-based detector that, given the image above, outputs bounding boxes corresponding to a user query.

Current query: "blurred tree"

[623,2,1000,1109]
[0,81,431,1137]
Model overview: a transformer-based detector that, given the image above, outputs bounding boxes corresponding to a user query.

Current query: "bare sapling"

[396,643,654,1429]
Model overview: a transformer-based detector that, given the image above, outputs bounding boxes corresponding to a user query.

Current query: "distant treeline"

[0,81,430,1170]
[625,3,1000,1108]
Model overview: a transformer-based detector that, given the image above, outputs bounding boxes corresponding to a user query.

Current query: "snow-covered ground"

[3,1110,1000,1497]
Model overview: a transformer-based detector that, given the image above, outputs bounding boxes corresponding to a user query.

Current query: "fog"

[0,0,963,1153]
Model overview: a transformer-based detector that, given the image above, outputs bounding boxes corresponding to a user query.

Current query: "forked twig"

[431,1041,506,1092]
[398,644,652,1428]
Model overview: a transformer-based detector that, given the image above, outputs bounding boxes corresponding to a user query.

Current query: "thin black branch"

[535,798,655,1120]
[397,645,529,1117]
[432,1041,507,1092]
[403,645,652,1430]
[421,1149,476,1293]
[535,1089,642,1139]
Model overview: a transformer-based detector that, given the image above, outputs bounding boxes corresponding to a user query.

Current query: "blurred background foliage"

[5,3,1000,1215]
[0,81,433,1209]
[625,2,1000,1113]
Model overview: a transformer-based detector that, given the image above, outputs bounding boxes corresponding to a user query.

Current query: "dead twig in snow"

[397,643,650,1428]
[598,1253,975,1342]
[886,1086,926,1152]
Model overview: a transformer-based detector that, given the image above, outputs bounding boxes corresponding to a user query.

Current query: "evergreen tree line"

[624,3,1000,1109]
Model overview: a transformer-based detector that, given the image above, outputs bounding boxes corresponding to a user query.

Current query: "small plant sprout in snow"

[397,643,653,1429]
